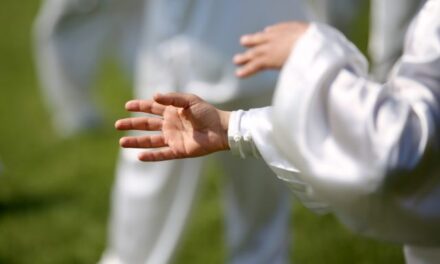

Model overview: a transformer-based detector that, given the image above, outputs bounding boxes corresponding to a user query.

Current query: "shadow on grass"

[0,192,74,217]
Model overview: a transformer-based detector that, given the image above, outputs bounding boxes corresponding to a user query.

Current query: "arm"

[232,2,440,243]
[267,6,440,204]
[231,7,439,200]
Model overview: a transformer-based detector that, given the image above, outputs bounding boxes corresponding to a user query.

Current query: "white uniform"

[309,0,424,81]
[34,1,309,264]
[228,0,440,263]
[34,0,146,137]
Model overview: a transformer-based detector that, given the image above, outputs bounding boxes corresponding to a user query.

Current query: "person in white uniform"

[34,1,309,263]
[114,1,440,263]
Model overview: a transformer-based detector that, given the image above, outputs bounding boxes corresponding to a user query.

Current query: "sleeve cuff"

[228,110,261,159]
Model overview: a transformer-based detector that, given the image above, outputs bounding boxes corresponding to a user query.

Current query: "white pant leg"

[33,0,145,137]
[220,152,292,264]
[369,0,425,81]
[33,0,109,136]
[217,92,292,264]
[101,148,204,264]
[103,146,292,264]
[404,245,440,264]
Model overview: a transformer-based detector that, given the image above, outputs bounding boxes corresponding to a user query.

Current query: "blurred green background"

[0,1,404,263]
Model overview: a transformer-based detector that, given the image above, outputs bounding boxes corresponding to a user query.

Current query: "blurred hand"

[234,22,309,78]
[115,93,231,161]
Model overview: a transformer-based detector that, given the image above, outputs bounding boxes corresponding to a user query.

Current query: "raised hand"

[234,22,309,78]
[115,93,231,161]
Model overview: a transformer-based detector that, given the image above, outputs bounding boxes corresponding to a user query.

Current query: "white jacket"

[229,0,440,246]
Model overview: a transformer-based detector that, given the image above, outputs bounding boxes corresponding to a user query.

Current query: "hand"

[234,22,309,78]
[115,93,231,161]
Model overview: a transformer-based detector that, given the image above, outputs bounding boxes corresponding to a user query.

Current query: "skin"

[116,93,231,161]
[116,22,310,161]
[234,22,309,78]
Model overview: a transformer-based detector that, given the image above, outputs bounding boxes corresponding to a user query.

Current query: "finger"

[233,45,268,66]
[240,32,268,47]
[233,52,252,66]
[154,92,199,109]
[119,135,167,148]
[115,117,163,131]
[266,22,309,34]
[264,24,286,33]
[264,22,295,32]
[125,99,166,115]
[138,148,180,162]
[236,59,266,78]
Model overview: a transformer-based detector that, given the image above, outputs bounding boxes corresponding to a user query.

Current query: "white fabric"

[109,0,310,262]
[34,1,309,263]
[309,0,424,81]
[230,0,440,262]
[369,0,426,81]
[34,0,145,136]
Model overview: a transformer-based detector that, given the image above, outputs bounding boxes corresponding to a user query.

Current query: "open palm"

[115,93,230,161]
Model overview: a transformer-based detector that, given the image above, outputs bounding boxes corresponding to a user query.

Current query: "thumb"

[154,92,199,109]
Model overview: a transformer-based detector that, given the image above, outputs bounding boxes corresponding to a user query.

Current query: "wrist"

[218,110,231,150]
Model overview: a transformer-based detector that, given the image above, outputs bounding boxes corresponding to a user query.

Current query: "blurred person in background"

[114,0,440,263]
[34,0,145,137]
[34,0,310,263]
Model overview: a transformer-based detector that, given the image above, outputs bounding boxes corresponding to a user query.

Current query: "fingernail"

[125,100,136,108]
[153,93,164,101]
[137,153,145,161]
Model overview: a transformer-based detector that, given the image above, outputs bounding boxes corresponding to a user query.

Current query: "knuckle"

[247,49,258,58]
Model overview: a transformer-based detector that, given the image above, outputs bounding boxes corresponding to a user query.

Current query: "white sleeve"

[271,1,440,243]
[231,0,440,244]
[228,107,330,212]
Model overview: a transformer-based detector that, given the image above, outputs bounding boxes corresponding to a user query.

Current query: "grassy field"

[0,1,404,263]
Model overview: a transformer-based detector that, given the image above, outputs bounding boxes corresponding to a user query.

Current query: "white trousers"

[102,145,291,264]
[34,0,145,137]
[100,88,292,264]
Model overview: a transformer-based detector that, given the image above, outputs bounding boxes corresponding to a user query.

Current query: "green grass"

[0,1,403,263]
